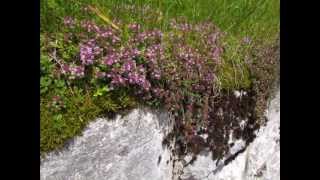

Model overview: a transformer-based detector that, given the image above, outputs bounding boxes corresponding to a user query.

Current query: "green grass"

[41,0,279,38]
[41,0,279,88]
[40,0,279,153]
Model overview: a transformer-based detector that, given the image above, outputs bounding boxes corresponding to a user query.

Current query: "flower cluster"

[69,65,85,79]
[97,28,121,44]
[131,29,163,45]
[104,47,151,91]
[95,70,106,79]
[47,15,233,160]
[60,63,85,79]
[170,19,193,32]
[206,32,223,64]
[103,52,119,66]
[128,23,141,32]
[80,39,102,65]
[52,17,225,154]
[144,44,164,80]
[63,17,75,28]
[81,20,100,33]
[242,36,251,44]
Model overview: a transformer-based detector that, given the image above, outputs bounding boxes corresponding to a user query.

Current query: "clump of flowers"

[79,39,102,65]
[63,17,75,28]
[48,15,227,158]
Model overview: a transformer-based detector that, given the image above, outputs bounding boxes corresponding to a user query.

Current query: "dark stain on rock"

[163,88,261,162]
[118,146,129,156]
[157,155,162,165]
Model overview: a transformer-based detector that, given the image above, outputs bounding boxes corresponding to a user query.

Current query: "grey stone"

[40,109,174,180]
[178,90,280,180]
[41,90,280,180]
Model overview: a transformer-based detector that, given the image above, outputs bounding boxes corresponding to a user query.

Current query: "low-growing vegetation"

[40,0,279,159]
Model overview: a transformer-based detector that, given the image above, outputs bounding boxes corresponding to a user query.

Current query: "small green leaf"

[41,77,52,87]
[55,79,65,88]
[41,87,49,94]
[93,86,109,97]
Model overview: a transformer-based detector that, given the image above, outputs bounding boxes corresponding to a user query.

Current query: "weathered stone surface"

[177,90,280,180]
[40,109,174,180]
[41,90,280,180]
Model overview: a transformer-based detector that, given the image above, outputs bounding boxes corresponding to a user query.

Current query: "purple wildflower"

[242,36,251,44]
[123,60,136,72]
[137,65,146,74]
[111,75,126,86]
[211,47,222,64]
[81,20,100,33]
[69,65,85,79]
[63,17,75,28]
[103,52,119,66]
[61,64,70,74]
[95,71,106,79]
[128,23,141,32]
[142,80,151,91]
[207,32,219,46]
[151,69,161,79]
[80,40,101,65]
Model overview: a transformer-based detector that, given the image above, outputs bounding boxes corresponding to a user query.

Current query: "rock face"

[41,90,280,180]
[40,109,174,180]
[177,90,280,180]
[216,90,280,180]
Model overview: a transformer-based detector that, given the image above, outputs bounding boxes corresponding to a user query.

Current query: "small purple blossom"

[123,60,136,72]
[128,23,141,32]
[81,20,100,33]
[53,17,227,135]
[186,104,193,112]
[96,27,115,38]
[104,53,119,66]
[69,65,85,79]
[95,71,106,79]
[204,72,215,83]
[242,36,251,44]
[151,69,161,79]
[61,64,70,74]
[111,75,126,86]
[111,36,121,44]
[137,65,145,74]
[80,40,102,65]
[105,58,114,66]
[207,32,219,46]
[142,80,151,91]
[211,47,222,64]
[133,48,140,56]
[63,17,75,28]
